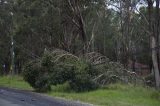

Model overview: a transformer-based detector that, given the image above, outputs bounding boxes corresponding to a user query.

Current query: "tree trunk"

[151,36,160,88]
[148,0,160,89]
[11,35,15,75]
[156,0,160,70]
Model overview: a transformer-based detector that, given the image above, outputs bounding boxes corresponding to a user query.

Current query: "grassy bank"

[0,76,33,90]
[0,76,160,106]
[49,84,160,106]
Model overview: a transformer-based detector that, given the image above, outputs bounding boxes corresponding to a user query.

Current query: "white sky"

[107,0,159,12]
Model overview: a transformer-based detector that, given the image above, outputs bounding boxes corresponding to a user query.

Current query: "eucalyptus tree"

[146,0,160,89]
[59,0,106,54]
[0,0,14,74]
[105,0,142,66]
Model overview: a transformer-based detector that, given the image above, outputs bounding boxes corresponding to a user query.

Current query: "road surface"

[0,98,21,106]
[0,87,91,106]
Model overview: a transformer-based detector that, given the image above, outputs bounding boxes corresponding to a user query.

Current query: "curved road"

[0,87,91,106]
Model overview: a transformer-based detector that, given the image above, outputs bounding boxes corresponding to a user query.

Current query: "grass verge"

[0,75,33,90]
[0,76,160,106]
[48,83,160,106]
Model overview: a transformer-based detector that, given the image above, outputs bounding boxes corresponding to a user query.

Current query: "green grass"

[48,84,160,106]
[0,75,33,90]
[0,76,160,106]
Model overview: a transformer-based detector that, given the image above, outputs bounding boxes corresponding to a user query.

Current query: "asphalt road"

[0,87,91,106]
[0,98,21,106]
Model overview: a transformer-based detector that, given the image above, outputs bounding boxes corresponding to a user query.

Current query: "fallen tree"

[23,49,144,92]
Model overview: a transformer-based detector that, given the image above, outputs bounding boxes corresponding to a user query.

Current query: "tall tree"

[147,0,160,89]
[0,0,13,74]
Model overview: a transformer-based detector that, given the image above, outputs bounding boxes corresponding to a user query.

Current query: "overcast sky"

[108,0,159,12]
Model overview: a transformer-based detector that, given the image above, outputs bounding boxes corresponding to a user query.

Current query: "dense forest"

[0,0,160,92]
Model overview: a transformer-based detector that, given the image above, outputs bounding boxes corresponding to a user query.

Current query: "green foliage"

[23,50,98,92]
[70,74,97,92]
[69,61,98,92]
[23,60,51,92]
[41,51,75,85]
[50,64,75,85]
[0,0,152,85]
[23,49,144,92]
[23,60,40,88]
[35,74,51,92]
[48,51,98,92]
[0,0,154,92]
[0,0,13,74]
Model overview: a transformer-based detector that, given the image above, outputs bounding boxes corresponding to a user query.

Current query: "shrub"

[23,60,51,92]
[41,51,75,85]
[35,74,51,92]
[24,50,138,92]
[50,64,75,85]
[23,60,40,88]
[69,61,98,92]
[70,74,97,92]
[42,50,98,92]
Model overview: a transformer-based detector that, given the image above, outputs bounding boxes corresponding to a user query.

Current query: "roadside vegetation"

[22,49,144,92]
[50,84,160,106]
[0,49,159,106]
[0,76,160,106]
[0,76,32,90]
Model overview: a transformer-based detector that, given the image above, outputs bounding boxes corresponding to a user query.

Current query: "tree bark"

[156,0,160,70]
[148,0,160,89]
